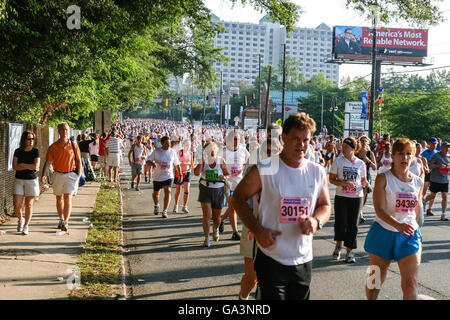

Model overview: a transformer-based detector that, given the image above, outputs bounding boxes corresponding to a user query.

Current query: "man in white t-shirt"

[232,112,332,300]
[220,132,250,240]
[147,136,181,218]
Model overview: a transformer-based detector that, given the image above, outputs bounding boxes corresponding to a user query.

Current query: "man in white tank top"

[232,113,332,300]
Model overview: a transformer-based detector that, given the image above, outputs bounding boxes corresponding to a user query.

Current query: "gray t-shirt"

[430,152,449,184]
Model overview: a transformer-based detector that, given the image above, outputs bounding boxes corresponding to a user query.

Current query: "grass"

[69,182,124,300]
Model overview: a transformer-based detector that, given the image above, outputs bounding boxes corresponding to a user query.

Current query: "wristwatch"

[314,217,323,230]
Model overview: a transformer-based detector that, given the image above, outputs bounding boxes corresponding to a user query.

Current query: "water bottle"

[56,231,67,236]
[0,230,6,235]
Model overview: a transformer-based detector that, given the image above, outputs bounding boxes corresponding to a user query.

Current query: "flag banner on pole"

[360,92,369,120]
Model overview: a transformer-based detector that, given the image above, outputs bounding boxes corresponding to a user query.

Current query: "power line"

[381,65,450,75]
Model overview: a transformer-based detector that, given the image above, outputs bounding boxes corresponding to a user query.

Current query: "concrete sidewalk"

[0,182,100,300]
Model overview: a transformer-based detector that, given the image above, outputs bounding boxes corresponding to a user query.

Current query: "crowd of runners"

[10,114,449,300]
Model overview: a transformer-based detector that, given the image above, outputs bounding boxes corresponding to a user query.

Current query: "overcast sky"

[205,0,450,85]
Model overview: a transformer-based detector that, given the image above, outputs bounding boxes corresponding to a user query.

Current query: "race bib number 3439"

[280,197,311,223]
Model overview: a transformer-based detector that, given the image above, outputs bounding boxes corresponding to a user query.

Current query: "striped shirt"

[106,137,123,154]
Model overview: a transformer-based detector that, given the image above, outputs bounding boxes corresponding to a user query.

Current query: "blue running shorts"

[364,222,422,262]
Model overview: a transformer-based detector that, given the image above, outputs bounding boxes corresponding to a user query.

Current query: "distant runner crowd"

[10,114,449,300]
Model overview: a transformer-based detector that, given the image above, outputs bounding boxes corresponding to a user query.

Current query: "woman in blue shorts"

[364,138,424,300]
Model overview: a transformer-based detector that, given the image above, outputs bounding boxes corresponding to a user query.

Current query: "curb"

[117,181,127,300]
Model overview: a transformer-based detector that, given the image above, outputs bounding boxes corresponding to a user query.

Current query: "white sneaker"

[17,219,25,232]
[203,237,211,247]
[345,252,356,263]
[213,228,220,242]
[441,214,449,221]
[22,226,30,235]
[154,205,160,215]
[173,205,178,214]
[162,210,168,218]
[182,206,189,214]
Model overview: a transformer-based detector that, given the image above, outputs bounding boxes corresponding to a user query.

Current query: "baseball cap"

[428,137,438,144]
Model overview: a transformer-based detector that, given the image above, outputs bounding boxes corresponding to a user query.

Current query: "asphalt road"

[120,153,450,300]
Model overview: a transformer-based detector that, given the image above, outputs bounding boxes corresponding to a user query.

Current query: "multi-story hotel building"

[211,13,339,86]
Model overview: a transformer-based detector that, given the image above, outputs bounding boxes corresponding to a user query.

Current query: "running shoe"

[131,181,134,189]
[173,205,178,214]
[441,214,449,221]
[57,219,64,229]
[345,252,356,263]
[219,221,225,234]
[17,219,25,232]
[182,206,189,214]
[426,209,434,216]
[332,246,342,260]
[162,210,168,218]
[231,232,241,241]
[213,228,220,242]
[154,205,160,215]
[61,221,68,232]
[22,226,30,235]
[135,186,140,191]
[359,217,366,225]
[203,237,211,248]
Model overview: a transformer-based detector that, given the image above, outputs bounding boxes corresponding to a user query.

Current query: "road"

[120,152,450,300]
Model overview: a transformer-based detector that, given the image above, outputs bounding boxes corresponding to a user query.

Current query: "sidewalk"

[0,182,100,300]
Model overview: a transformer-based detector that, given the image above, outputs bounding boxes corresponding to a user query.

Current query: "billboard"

[333,25,428,62]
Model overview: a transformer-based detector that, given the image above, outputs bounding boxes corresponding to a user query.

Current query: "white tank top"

[200,158,224,189]
[378,153,393,174]
[133,145,145,164]
[376,170,423,233]
[409,157,422,178]
[257,155,326,266]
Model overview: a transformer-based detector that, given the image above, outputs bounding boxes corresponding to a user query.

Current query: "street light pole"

[258,54,262,127]
[219,71,223,126]
[281,43,286,124]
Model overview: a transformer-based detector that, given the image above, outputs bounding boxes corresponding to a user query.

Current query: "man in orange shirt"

[41,122,82,232]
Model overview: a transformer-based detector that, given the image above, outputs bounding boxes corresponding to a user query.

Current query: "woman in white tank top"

[365,138,424,300]
[194,141,230,247]
[377,144,393,174]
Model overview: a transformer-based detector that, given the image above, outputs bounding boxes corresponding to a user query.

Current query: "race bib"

[395,192,418,214]
[280,197,311,223]
[342,184,357,195]
[160,161,170,170]
[230,165,242,177]
[205,169,219,181]
[383,160,391,167]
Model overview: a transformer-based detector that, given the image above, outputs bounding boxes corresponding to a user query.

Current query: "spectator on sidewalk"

[13,131,40,235]
[105,129,124,183]
[89,134,100,170]
[41,122,82,232]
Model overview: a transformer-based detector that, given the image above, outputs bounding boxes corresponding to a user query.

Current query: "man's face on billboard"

[345,29,353,41]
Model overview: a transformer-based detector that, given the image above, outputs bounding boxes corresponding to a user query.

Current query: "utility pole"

[281,43,286,124]
[321,94,324,133]
[219,71,223,125]
[264,66,272,129]
[369,6,378,140]
[258,54,262,127]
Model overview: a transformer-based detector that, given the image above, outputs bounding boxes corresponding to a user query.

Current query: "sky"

[204,0,450,85]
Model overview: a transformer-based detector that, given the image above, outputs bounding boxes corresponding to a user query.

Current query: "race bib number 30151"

[280,197,311,223]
